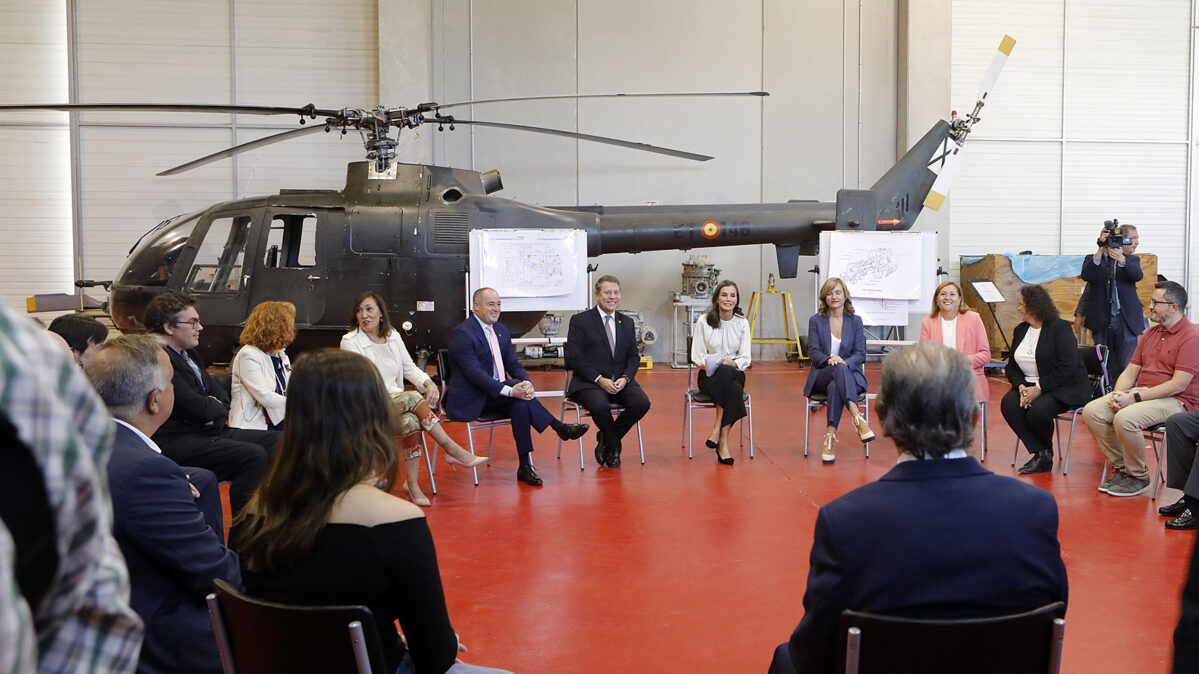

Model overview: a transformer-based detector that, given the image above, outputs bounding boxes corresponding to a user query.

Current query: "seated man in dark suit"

[143,291,277,513]
[565,275,651,468]
[85,334,242,674]
[768,341,1068,674]
[444,287,588,486]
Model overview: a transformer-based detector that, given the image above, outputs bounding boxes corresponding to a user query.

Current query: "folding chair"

[431,349,512,485]
[680,338,753,459]
[840,601,1066,674]
[206,579,387,674]
[1099,422,1168,500]
[557,366,645,469]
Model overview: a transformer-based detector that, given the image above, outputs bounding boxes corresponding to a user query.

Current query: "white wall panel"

[1063,142,1187,281]
[79,126,234,282]
[76,0,232,126]
[0,128,73,309]
[1066,0,1190,139]
[0,4,69,309]
[234,0,378,112]
[947,141,1063,268]
[951,1,1064,139]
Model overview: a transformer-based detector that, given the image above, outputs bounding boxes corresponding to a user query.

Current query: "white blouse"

[1014,326,1042,384]
[691,314,752,370]
[940,316,958,351]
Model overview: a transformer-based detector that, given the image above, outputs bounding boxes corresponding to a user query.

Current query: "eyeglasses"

[172,318,202,329]
[1149,299,1174,307]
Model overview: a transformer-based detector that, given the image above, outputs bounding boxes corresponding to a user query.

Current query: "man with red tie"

[444,287,588,486]
[565,275,651,468]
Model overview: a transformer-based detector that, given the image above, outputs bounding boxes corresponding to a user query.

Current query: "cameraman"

[1080,222,1144,384]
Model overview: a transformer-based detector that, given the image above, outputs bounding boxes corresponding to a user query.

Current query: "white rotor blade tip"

[978,35,1017,102]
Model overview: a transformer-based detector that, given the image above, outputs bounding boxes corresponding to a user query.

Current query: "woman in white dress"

[690,280,751,465]
[230,301,295,431]
[341,292,485,507]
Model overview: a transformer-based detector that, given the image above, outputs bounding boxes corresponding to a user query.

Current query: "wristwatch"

[1133,391,1142,403]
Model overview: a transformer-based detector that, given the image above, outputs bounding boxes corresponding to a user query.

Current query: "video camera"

[1098,218,1132,248]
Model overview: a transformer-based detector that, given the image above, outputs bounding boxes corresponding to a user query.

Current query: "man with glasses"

[143,291,277,513]
[1082,281,1199,497]
[1080,223,1144,383]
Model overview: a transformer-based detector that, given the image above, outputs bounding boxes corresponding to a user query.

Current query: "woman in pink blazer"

[920,281,992,402]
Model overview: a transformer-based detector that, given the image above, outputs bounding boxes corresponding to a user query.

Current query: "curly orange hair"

[239,301,296,352]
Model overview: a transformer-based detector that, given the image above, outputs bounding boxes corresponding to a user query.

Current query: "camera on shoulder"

[1098,218,1130,248]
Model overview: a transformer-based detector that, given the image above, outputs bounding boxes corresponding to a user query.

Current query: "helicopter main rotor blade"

[157,124,330,176]
[433,91,768,111]
[449,119,713,162]
[0,103,343,117]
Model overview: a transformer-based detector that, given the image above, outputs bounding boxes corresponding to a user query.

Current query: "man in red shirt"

[1083,281,1199,497]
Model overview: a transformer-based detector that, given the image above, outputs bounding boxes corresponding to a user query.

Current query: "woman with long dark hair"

[690,280,750,465]
[342,291,484,507]
[803,277,874,464]
[235,350,509,674]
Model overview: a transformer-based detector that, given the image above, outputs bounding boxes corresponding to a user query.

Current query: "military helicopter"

[6,36,1014,364]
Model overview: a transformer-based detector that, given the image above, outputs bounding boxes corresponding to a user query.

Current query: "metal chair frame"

[680,339,753,459]
[1099,422,1168,500]
[803,391,871,458]
[558,393,645,469]
[1011,344,1109,475]
[431,349,514,485]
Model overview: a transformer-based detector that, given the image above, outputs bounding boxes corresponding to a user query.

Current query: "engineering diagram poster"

[827,231,922,300]
[469,229,589,311]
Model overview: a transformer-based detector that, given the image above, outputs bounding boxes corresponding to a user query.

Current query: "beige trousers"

[1082,392,1182,479]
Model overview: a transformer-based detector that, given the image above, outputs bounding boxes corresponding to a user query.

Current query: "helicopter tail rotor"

[923,34,1015,212]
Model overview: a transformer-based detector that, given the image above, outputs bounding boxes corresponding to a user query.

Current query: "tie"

[270,354,287,394]
[604,314,616,357]
[485,325,506,381]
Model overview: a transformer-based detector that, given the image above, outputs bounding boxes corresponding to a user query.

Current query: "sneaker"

[1106,472,1150,497]
[1098,469,1120,493]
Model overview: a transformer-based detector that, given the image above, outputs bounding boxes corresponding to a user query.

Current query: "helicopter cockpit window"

[263,214,317,269]
[117,212,202,287]
[186,215,252,293]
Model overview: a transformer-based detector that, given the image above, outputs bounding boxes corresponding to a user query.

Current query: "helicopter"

[6,36,1014,365]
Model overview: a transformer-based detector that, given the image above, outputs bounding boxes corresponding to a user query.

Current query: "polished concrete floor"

[396,361,1191,673]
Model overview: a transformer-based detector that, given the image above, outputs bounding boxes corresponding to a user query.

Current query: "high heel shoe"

[404,484,431,507]
[705,439,719,449]
[445,450,487,468]
[821,431,837,464]
[851,413,875,443]
[715,445,734,465]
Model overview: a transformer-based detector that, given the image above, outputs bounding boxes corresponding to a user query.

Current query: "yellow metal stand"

[747,274,804,360]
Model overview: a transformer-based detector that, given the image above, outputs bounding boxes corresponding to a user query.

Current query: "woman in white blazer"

[230,301,295,431]
[342,291,485,507]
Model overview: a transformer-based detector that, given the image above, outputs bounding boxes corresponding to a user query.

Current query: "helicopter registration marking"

[702,221,721,238]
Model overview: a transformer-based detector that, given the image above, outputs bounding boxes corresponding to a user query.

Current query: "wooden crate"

[959,254,1157,357]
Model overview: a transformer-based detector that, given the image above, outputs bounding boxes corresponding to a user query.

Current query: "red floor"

[405,362,1192,673]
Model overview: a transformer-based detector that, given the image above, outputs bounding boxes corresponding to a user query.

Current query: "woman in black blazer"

[1002,284,1093,474]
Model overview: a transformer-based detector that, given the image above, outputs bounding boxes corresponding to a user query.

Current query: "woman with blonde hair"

[235,350,511,674]
[342,291,485,507]
[230,301,295,430]
[803,277,874,464]
[920,281,992,404]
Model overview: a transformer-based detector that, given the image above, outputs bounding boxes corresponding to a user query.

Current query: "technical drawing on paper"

[496,245,570,295]
[840,248,898,284]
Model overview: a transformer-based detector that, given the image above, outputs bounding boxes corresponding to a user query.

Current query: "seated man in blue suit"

[444,287,588,486]
[768,341,1068,674]
[565,275,651,468]
[85,334,243,674]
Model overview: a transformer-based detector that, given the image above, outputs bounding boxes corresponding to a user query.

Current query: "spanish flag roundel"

[701,220,720,239]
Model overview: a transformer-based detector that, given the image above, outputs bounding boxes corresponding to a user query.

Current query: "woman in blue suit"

[804,277,874,463]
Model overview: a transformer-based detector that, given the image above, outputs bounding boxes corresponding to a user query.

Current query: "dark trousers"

[1094,322,1139,386]
[183,466,224,534]
[1166,409,1199,505]
[1000,388,1071,455]
[158,428,277,514]
[480,396,556,466]
[570,383,651,454]
[698,365,747,427]
[809,363,862,428]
